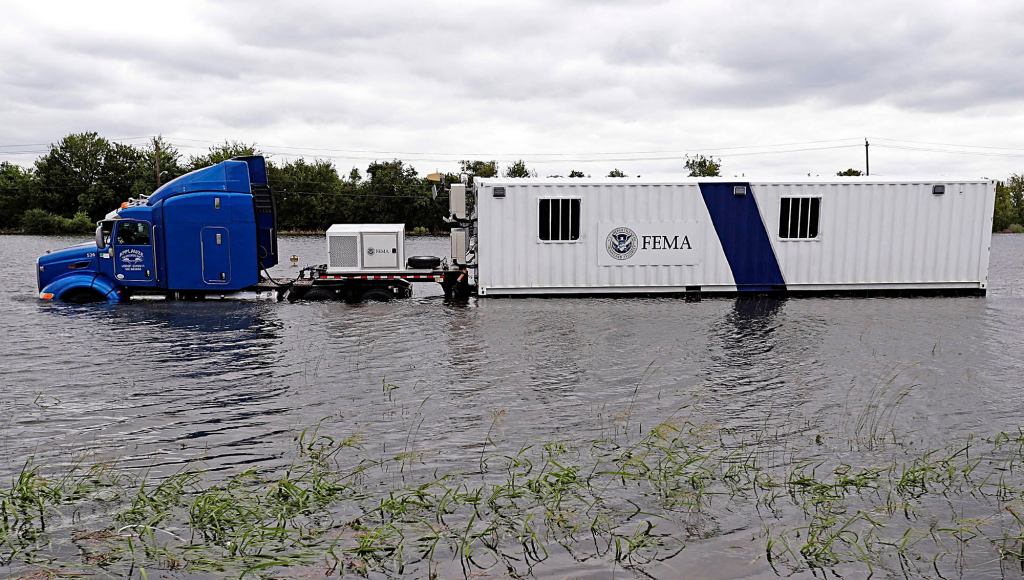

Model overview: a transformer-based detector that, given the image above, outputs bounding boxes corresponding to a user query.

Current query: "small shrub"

[409,226,430,236]
[1007,223,1024,234]
[21,208,95,235]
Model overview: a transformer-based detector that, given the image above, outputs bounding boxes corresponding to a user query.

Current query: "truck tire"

[407,255,441,269]
[361,288,393,302]
[303,287,338,301]
[60,287,107,304]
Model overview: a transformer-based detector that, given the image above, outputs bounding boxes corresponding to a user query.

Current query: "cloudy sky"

[2,0,1022,178]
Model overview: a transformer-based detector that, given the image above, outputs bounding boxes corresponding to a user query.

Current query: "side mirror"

[95,220,113,249]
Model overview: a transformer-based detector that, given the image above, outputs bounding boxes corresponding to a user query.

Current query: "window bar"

[547,200,553,241]
[810,198,820,237]
[566,199,572,241]
[551,199,558,240]
[789,197,799,238]
[797,197,807,238]
[779,198,790,238]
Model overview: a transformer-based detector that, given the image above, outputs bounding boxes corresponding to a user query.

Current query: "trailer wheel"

[361,288,393,302]
[303,287,337,301]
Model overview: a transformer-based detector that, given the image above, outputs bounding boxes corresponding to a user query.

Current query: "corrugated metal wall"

[478,183,735,294]
[476,179,994,295]
[754,181,993,288]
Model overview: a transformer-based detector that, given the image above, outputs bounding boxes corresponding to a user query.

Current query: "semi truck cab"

[37,156,277,302]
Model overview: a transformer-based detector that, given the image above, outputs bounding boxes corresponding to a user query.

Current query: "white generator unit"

[473,177,996,296]
[326,224,405,273]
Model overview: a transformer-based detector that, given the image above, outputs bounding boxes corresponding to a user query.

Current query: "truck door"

[201,226,232,284]
[111,220,157,286]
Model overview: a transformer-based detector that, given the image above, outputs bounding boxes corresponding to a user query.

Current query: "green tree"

[0,162,35,229]
[837,168,863,176]
[132,136,185,197]
[79,142,147,219]
[607,168,626,177]
[684,154,721,177]
[504,159,534,178]
[459,160,498,179]
[269,158,345,230]
[1005,174,1024,227]
[186,141,260,171]
[34,132,112,216]
[993,180,1016,231]
[568,170,585,178]
[362,160,440,230]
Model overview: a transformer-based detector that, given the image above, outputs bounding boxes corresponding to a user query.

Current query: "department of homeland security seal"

[606,227,637,260]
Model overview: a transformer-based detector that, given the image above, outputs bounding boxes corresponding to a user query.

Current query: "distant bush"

[21,209,94,235]
[409,226,430,236]
[1007,223,1024,234]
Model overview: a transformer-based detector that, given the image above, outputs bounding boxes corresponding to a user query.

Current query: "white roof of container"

[326,223,404,233]
[476,176,993,186]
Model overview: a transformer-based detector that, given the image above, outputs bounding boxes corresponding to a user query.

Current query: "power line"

[255,143,862,164]
[871,137,1024,153]
[0,136,151,150]
[161,135,865,157]
[872,144,1024,158]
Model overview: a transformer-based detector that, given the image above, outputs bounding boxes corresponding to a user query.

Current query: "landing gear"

[440,268,473,300]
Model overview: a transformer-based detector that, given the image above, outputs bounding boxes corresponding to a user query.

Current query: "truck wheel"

[61,288,106,303]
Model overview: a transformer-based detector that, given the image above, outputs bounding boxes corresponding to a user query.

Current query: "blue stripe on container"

[699,182,786,291]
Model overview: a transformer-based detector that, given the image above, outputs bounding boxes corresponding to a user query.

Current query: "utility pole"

[154,136,161,188]
[864,138,870,176]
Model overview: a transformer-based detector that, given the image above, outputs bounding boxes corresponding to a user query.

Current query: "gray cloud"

[1,0,1023,178]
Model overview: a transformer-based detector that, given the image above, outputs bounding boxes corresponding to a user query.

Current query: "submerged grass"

[4,420,1024,577]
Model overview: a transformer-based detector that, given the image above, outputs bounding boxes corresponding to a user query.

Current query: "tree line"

[0,133,616,234]
[1,133,1022,234]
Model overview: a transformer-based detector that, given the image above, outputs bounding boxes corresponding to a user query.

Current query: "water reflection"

[696,297,827,439]
[22,300,294,476]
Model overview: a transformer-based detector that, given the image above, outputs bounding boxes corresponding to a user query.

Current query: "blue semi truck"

[36,156,467,303]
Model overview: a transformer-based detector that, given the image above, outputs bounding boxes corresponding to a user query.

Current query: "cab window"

[116,221,151,246]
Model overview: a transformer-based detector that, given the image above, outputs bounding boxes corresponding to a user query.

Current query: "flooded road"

[2,233,1024,577]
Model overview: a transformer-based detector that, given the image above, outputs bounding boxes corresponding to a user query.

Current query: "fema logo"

[367,248,375,256]
[606,227,637,260]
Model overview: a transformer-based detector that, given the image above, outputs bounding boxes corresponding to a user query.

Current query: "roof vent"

[493,186,506,198]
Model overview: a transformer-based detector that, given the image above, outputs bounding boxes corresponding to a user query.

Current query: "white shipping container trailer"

[472,177,996,296]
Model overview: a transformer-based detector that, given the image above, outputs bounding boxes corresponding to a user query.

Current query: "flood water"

[3,233,1024,577]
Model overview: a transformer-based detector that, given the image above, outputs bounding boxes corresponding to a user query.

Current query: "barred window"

[538,198,581,241]
[779,197,821,239]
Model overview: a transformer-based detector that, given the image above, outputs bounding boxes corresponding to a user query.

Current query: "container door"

[201,227,232,284]
[112,220,156,286]
[362,233,399,268]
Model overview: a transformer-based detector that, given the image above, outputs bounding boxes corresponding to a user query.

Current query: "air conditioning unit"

[451,228,467,265]
[325,224,405,273]
[450,184,467,220]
